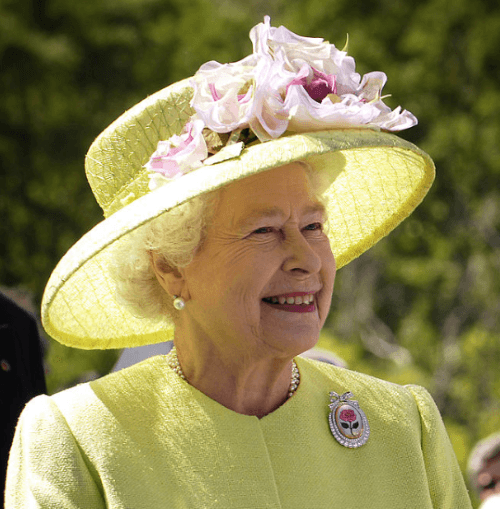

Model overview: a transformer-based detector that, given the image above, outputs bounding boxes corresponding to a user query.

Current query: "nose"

[282,228,322,275]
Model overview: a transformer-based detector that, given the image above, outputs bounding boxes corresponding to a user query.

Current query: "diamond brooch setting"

[328,391,370,448]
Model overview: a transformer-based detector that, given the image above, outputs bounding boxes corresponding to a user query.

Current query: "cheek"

[327,249,337,286]
[188,242,276,305]
[318,242,336,306]
[315,237,336,281]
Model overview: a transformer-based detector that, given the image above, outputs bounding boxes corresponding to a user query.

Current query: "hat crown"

[85,80,194,218]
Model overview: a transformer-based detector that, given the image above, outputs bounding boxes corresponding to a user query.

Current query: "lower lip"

[262,301,316,313]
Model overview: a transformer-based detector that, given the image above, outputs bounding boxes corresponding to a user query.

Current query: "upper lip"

[262,290,320,299]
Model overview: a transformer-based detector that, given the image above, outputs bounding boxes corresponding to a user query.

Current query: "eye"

[252,226,275,234]
[303,222,323,231]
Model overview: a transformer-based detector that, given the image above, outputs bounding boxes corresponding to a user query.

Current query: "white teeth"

[264,293,315,305]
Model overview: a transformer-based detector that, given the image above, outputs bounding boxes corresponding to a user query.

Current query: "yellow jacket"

[6,356,472,508]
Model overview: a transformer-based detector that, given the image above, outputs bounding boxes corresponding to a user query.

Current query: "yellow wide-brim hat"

[41,24,435,350]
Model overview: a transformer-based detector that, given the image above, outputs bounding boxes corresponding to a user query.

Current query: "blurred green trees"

[1,0,499,503]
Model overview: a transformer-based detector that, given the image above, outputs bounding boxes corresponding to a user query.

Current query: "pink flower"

[339,409,357,422]
[146,119,207,190]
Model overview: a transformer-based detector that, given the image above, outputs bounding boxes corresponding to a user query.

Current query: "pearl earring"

[173,295,186,310]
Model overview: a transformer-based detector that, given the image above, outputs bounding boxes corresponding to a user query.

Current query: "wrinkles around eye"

[303,222,323,231]
[251,223,324,237]
[252,227,276,234]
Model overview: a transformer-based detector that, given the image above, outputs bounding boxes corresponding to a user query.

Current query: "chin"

[264,330,320,358]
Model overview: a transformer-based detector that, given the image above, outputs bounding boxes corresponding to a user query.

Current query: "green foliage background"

[1,0,499,504]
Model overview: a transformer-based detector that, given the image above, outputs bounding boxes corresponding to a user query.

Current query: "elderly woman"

[6,18,471,508]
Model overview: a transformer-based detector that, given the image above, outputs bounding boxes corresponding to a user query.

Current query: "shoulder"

[11,393,87,468]
[17,355,169,433]
[88,354,173,403]
[17,393,64,428]
[17,354,169,431]
[7,395,107,507]
[299,356,425,401]
[18,387,96,438]
[297,357,435,429]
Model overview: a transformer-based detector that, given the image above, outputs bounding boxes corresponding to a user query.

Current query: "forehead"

[215,163,324,226]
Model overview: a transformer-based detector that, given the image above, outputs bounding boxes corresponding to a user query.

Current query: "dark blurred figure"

[468,433,500,508]
[1,290,47,506]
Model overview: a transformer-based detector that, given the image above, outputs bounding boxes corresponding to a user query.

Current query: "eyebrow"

[236,202,326,230]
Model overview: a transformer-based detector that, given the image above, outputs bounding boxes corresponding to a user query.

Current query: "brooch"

[328,391,370,448]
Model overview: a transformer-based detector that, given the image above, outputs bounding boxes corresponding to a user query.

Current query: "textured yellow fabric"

[40,77,435,350]
[6,357,471,508]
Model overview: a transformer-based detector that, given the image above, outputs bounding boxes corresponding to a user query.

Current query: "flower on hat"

[146,16,417,187]
[190,55,260,134]
[250,15,346,76]
[249,16,417,134]
[190,53,290,140]
[146,119,207,190]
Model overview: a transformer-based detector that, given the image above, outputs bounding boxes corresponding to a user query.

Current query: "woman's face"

[178,162,336,359]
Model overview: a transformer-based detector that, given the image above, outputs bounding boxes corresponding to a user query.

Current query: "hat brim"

[41,127,434,349]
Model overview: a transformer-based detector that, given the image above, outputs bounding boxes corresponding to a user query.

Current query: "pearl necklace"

[166,346,300,398]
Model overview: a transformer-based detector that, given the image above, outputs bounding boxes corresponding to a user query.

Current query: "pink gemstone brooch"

[328,391,370,448]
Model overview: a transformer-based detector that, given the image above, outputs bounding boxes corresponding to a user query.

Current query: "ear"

[149,251,188,300]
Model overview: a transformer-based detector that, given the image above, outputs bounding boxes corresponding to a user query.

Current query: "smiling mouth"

[261,293,316,313]
[262,294,315,305]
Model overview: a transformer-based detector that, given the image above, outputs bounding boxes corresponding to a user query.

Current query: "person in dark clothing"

[1,291,47,505]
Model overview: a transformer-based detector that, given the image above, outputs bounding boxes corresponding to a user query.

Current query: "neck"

[170,343,299,418]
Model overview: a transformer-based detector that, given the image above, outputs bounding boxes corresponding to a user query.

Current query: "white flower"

[284,69,416,132]
[190,51,292,142]
[250,16,417,132]
[247,58,290,140]
[250,15,333,68]
[146,119,208,190]
[250,16,358,85]
[190,54,261,133]
[190,16,416,141]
